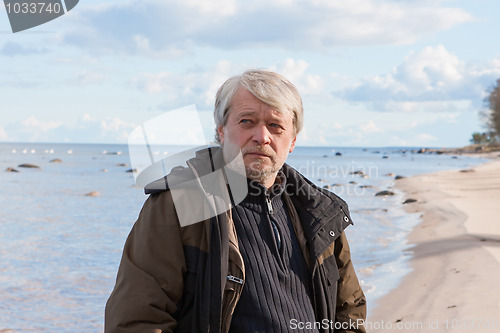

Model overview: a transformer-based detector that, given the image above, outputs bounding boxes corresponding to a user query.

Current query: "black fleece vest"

[229,177,318,333]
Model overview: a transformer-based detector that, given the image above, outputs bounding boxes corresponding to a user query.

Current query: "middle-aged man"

[105,69,367,332]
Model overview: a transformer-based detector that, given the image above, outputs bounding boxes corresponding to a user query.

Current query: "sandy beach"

[368,154,500,332]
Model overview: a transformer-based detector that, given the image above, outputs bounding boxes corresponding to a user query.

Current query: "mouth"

[245,152,270,158]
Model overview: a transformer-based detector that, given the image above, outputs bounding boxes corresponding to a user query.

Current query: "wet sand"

[368,155,500,332]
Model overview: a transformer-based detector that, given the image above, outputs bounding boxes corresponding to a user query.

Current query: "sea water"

[0,143,487,332]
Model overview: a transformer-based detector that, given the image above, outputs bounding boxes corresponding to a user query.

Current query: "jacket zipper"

[265,195,274,214]
[227,275,244,284]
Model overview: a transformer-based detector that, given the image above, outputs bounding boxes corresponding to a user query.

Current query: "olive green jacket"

[105,148,366,332]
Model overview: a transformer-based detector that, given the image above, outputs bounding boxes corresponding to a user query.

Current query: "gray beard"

[244,160,279,186]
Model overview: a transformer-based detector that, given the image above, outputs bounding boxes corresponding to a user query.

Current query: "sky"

[1,0,500,147]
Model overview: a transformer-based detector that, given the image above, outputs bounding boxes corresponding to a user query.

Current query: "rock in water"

[403,198,417,204]
[395,175,406,180]
[375,190,395,197]
[85,191,100,197]
[5,167,19,172]
[18,163,40,168]
[50,158,62,163]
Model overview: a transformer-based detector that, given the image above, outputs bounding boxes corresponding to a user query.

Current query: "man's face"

[217,88,297,188]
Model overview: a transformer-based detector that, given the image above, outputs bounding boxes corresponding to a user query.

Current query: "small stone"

[375,190,395,196]
[459,169,475,173]
[85,191,100,197]
[50,158,62,163]
[403,198,417,204]
[395,175,406,180]
[117,163,128,167]
[5,167,19,172]
[18,163,40,168]
[126,168,138,173]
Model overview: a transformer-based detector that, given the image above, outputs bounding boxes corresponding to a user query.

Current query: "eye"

[239,119,252,124]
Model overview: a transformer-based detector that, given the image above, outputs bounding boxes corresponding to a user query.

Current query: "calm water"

[0,143,487,332]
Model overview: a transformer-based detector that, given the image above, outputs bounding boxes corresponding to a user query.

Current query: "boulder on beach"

[459,169,475,173]
[126,168,138,173]
[375,190,395,197]
[84,191,100,197]
[50,158,62,163]
[5,167,19,172]
[359,185,375,189]
[18,163,40,168]
[403,198,417,204]
[395,175,406,180]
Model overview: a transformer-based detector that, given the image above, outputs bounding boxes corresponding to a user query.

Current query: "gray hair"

[213,69,304,143]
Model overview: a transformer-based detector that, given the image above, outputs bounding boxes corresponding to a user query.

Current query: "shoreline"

[368,153,500,332]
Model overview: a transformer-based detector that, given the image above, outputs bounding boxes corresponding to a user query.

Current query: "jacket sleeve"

[105,191,186,333]
[335,231,367,333]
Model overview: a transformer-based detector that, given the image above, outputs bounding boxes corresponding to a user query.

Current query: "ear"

[217,125,225,144]
[289,136,297,153]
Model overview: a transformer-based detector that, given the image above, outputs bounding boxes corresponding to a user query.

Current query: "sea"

[0,142,489,332]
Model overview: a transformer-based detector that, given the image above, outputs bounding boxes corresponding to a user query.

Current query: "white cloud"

[21,117,62,132]
[416,133,438,143]
[360,120,383,133]
[339,45,500,109]
[133,59,326,111]
[132,60,241,109]
[99,117,137,141]
[3,114,137,143]
[67,71,106,86]
[272,59,325,95]
[58,0,473,55]
[0,127,8,140]
[0,41,48,57]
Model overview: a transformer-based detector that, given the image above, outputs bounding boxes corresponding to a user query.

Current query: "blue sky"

[1,0,499,147]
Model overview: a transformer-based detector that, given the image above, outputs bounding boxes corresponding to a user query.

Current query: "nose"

[252,125,271,145]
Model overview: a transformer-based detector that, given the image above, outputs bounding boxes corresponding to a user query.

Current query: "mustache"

[241,147,275,158]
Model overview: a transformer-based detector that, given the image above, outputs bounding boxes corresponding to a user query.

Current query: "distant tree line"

[471,79,500,144]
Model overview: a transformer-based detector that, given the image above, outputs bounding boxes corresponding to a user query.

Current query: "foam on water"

[0,143,487,332]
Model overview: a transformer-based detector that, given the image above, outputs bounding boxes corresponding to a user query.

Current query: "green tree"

[486,79,500,139]
[470,132,494,144]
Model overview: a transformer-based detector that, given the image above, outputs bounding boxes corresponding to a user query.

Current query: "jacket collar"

[281,163,353,261]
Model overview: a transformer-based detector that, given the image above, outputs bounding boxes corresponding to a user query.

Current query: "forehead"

[229,88,292,121]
